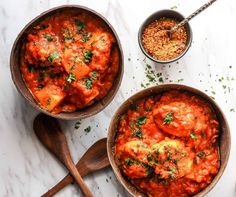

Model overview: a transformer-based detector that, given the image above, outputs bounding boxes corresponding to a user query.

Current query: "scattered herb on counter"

[230,108,235,112]
[75,121,81,129]
[66,74,76,83]
[163,112,174,125]
[84,126,91,133]
[170,5,178,9]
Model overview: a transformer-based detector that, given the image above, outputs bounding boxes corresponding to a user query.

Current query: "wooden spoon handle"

[66,161,94,197]
[41,165,94,197]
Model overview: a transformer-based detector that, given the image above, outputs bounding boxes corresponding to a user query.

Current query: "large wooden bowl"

[10,5,123,120]
[107,84,230,197]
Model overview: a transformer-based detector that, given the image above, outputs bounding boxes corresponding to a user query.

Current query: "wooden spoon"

[34,113,94,197]
[42,138,109,197]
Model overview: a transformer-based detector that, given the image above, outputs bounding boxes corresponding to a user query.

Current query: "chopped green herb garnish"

[132,129,142,138]
[145,107,151,112]
[74,121,81,129]
[136,116,147,126]
[82,34,88,42]
[84,126,91,133]
[130,103,138,111]
[197,151,205,158]
[66,74,76,83]
[27,65,35,72]
[39,24,47,30]
[147,154,153,161]
[170,5,177,9]
[47,98,51,105]
[47,37,53,42]
[75,19,84,31]
[37,84,44,89]
[48,52,60,63]
[84,78,93,89]
[63,85,68,90]
[39,72,45,81]
[190,131,197,139]
[125,158,133,166]
[230,108,235,112]
[163,112,174,125]
[181,153,187,157]
[91,71,97,80]
[84,49,93,63]
[70,65,75,71]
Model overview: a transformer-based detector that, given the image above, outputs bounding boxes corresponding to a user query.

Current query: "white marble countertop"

[0,0,236,196]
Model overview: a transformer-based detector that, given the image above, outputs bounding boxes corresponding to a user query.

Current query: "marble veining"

[0,0,236,196]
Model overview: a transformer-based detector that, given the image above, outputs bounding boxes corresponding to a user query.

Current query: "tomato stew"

[115,90,220,197]
[21,12,119,113]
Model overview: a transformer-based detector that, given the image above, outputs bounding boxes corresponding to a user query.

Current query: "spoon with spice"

[34,113,94,197]
[167,0,217,35]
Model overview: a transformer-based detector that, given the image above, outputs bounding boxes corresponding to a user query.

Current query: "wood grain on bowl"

[107,84,230,197]
[10,5,123,120]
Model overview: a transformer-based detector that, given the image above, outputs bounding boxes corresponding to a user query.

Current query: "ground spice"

[142,17,188,61]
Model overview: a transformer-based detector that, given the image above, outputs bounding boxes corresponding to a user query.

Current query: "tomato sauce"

[115,90,220,197]
[21,12,119,113]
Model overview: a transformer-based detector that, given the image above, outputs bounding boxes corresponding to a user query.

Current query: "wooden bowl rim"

[10,5,124,120]
[107,84,231,197]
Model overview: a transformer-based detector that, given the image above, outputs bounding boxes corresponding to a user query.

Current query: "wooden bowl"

[107,84,230,197]
[10,5,124,120]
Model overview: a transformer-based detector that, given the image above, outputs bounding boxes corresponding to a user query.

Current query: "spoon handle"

[170,0,217,33]
[65,159,94,197]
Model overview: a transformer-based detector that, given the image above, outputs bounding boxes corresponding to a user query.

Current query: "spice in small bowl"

[138,10,192,64]
[142,17,187,61]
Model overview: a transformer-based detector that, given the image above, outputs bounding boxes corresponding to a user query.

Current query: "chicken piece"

[118,140,151,179]
[150,138,193,179]
[118,140,150,163]
[89,32,113,71]
[153,91,210,137]
[25,32,62,66]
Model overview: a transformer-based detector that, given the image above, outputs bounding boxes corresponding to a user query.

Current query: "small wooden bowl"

[138,9,192,64]
[10,5,124,120]
[107,84,230,197]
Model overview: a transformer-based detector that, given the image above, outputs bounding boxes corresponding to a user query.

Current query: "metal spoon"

[34,114,93,197]
[168,0,217,34]
[42,138,109,197]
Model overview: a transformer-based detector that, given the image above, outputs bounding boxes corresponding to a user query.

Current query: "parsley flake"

[163,112,174,125]
[66,74,76,83]
[84,49,93,63]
